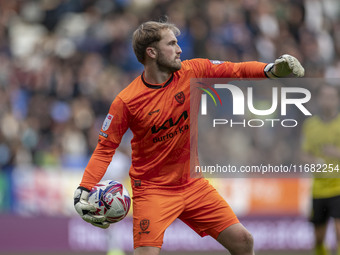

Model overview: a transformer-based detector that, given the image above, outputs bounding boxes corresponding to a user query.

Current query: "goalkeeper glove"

[73,186,109,229]
[265,54,305,78]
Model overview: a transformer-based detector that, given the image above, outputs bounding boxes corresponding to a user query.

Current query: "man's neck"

[143,65,172,84]
[320,110,338,122]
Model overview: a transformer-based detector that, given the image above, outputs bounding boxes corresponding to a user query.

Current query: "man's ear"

[146,47,157,59]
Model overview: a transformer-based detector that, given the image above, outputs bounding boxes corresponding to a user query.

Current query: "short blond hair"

[132,21,180,64]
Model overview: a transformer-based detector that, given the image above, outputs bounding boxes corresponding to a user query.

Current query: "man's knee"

[241,230,254,250]
[134,246,160,255]
[217,223,254,254]
[314,223,328,245]
[231,229,254,252]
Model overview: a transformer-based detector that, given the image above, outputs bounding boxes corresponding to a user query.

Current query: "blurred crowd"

[0,0,340,172]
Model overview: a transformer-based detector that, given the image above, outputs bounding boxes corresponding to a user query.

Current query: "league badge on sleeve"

[210,60,224,65]
[102,114,113,131]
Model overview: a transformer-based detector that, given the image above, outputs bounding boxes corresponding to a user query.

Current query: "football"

[88,180,131,223]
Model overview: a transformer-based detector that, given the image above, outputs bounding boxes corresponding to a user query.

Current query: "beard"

[156,51,182,73]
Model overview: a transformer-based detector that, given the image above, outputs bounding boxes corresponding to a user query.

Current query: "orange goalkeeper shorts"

[132,178,239,249]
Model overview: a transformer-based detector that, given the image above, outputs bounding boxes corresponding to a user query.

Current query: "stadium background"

[0,0,339,254]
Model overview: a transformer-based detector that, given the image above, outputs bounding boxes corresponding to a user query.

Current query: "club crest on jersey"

[102,114,113,131]
[139,219,150,234]
[175,91,185,104]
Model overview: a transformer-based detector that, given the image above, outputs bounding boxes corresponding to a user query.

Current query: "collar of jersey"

[141,72,174,89]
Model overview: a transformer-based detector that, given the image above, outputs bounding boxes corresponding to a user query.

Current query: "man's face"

[154,29,182,72]
[318,86,339,114]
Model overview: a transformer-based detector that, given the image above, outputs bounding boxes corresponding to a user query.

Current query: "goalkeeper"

[74,20,304,255]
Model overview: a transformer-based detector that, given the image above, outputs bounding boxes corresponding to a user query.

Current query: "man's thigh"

[310,197,329,225]
[133,189,184,249]
[328,195,340,219]
[179,179,239,239]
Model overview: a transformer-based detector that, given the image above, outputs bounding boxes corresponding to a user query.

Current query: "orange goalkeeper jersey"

[80,58,267,190]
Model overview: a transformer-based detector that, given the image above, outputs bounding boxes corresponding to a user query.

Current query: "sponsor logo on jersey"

[148,109,160,115]
[151,110,188,134]
[102,114,113,131]
[175,91,185,104]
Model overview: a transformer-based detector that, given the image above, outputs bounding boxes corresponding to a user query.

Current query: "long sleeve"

[79,96,130,190]
[80,142,117,190]
[230,61,267,78]
[187,58,267,79]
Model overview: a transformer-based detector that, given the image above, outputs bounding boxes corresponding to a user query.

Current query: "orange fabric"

[132,178,239,248]
[80,58,267,190]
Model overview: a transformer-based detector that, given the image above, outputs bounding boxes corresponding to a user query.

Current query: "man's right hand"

[73,186,109,229]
